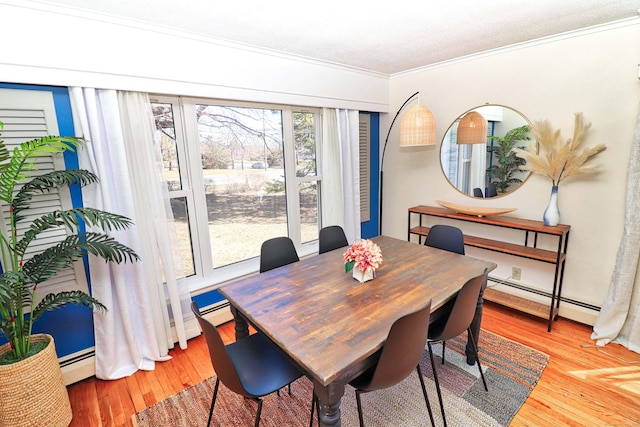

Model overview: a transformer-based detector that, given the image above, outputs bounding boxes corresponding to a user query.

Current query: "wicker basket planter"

[0,334,72,427]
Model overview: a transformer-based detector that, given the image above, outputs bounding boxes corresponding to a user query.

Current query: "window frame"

[151,95,323,292]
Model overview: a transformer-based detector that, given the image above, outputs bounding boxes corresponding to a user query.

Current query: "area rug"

[133,329,548,426]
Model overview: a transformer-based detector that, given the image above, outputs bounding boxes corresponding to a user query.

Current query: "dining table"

[219,235,497,427]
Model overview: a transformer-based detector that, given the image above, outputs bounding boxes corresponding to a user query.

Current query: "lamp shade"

[457,111,487,144]
[399,104,436,146]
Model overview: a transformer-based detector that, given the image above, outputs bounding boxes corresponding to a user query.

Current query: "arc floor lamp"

[379,91,436,235]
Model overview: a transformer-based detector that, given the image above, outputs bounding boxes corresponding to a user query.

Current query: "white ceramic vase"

[352,266,375,283]
[543,185,560,226]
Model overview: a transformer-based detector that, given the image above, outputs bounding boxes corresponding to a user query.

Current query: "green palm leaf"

[0,136,85,204]
[0,271,31,346]
[30,290,107,325]
[23,233,139,285]
[15,208,135,258]
[12,169,98,220]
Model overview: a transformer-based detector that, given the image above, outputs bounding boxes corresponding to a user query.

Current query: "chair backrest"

[487,182,498,197]
[318,225,349,254]
[363,300,432,391]
[473,188,484,198]
[191,301,247,397]
[425,224,465,255]
[434,272,486,341]
[259,236,299,273]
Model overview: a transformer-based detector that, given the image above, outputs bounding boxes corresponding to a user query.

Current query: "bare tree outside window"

[152,99,322,276]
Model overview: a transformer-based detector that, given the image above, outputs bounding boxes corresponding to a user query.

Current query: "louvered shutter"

[358,113,370,222]
[0,89,88,300]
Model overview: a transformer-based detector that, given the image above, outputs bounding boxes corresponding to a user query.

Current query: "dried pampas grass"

[515,113,606,186]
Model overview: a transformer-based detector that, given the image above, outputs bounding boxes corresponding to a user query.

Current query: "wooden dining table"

[219,235,497,427]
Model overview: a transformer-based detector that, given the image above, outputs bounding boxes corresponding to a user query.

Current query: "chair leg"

[416,365,436,427]
[254,398,263,427]
[441,340,446,364]
[309,393,321,427]
[355,390,365,427]
[467,327,489,392]
[208,378,220,427]
[428,342,447,427]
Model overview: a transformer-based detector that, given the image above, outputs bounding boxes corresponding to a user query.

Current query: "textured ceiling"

[36,0,640,74]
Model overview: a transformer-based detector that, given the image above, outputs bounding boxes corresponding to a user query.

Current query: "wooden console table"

[408,205,571,332]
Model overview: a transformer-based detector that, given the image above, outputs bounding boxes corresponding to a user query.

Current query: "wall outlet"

[512,267,522,281]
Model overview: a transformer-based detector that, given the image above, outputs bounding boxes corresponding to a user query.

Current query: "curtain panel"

[321,108,361,243]
[70,88,196,379]
[592,105,640,353]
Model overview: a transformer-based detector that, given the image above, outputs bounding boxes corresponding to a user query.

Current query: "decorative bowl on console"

[436,200,516,217]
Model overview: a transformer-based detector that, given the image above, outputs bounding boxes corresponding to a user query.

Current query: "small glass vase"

[352,266,375,283]
[543,185,560,226]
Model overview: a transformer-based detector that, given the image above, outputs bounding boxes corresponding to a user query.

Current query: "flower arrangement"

[343,239,383,276]
[514,113,606,187]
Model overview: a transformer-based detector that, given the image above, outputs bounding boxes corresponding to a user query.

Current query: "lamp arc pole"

[379,91,420,236]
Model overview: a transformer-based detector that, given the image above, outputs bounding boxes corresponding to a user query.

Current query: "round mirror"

[440,104,532,198]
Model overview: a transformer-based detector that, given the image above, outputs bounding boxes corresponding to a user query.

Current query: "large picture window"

[151,96,322,289]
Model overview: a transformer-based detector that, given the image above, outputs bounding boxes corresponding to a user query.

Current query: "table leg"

[313,381,344,427]
[466,275,487,365]
[230,306,249,340]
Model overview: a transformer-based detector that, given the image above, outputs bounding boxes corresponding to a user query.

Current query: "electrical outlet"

[512,267,522,281]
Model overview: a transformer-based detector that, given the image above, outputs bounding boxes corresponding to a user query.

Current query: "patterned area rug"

[133,330,548,426]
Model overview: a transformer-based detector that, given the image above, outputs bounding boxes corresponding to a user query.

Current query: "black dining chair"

[424,224,465,357]
[318,225,349,254]
[424,224,465,255]
[487,182,498,197]
[426,273,489,427]
[311,301,436,427]
[425,225,485,368]
[424,223,465,321]
[473,187,484,198]
[259,236,299,273]
[191,301,304,427]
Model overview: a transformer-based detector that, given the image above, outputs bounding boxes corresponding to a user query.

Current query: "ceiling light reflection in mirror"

[440,105,532,198]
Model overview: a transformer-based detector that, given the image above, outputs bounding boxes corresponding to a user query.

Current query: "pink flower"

[343,239,383,272]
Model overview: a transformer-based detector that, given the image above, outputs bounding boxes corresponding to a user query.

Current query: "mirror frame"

[440,104,533,199]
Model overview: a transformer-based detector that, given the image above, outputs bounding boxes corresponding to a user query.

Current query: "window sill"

[187,240,320,295]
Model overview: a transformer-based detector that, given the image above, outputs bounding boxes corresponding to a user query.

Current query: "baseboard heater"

[60,349,95,369]
[488,275,600,312]
[202,300,231,316]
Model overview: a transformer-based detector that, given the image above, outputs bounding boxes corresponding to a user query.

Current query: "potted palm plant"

[0,120,139,426]
[486,124,531,194]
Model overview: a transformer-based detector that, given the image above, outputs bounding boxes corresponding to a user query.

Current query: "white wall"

[0,1,389,112]
[384,19,640,325]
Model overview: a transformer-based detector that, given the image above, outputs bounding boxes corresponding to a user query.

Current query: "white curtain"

[321,109,344,227]
[321,109,361,242]
[591,106,640,353]
[70,88,195,379]
[469,144,487,195]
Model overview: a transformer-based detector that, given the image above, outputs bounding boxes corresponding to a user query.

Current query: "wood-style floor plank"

[66,302,640,426]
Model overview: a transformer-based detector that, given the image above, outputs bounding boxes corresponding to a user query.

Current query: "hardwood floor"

[67,302,640,426]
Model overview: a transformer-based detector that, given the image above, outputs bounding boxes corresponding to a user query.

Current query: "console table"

[408,205,571,331]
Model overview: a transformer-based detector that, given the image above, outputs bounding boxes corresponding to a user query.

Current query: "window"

[151,96,322,289]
